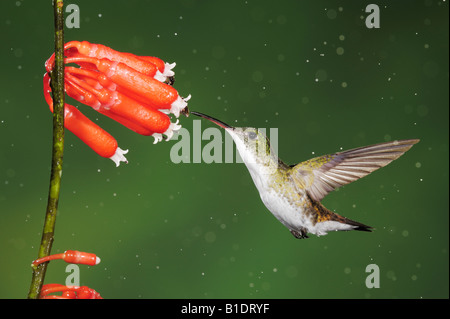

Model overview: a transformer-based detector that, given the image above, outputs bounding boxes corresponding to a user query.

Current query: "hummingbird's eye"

[248,131,257,140]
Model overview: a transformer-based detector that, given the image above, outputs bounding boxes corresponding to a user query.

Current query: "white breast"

[247,168,312,232]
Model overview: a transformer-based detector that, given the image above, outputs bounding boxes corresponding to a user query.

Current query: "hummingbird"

[191,111,419,239]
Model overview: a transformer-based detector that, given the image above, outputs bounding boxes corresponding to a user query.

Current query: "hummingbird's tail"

[309,195,373,235]
[332,214,373,232]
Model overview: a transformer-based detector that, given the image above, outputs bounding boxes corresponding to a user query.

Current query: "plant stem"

[27,0,65,299]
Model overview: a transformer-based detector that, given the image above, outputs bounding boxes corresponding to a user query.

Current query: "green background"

[0,0,448,299]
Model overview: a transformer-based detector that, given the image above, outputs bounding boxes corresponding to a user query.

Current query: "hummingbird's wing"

[289,139,419,202]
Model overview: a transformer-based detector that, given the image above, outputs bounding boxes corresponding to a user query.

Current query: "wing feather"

[289,139,419,202]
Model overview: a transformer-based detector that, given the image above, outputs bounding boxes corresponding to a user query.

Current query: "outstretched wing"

[289,139,420,202]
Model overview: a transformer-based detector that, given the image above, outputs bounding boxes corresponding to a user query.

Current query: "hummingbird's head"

[227,127,271,161]
[191,112,278,174]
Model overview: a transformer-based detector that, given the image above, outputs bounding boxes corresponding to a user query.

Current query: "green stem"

[27,0,65,299]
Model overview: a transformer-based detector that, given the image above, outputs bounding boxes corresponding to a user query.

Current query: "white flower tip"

[95,257,101,265]
[154,70,166,82]
[164,119,182,141]
[152,121,182,143]
[170,95,190,118]
[158,108,170,115]
[152,133,163,144]
[163,62,176,77]
[154,62,176,83]
[109,147,129,167]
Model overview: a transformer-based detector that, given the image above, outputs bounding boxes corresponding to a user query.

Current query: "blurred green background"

[0,0,448,299]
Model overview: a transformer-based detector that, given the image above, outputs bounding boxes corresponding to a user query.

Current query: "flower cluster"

[44,41,190,166]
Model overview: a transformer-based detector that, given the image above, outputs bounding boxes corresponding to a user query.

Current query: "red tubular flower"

[32,250,102,299]
[40,284,102,299]
[32,250,100,267]
[44,40,190,166]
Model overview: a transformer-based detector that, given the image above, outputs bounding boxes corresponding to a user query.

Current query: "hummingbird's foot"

[290,228,309,239]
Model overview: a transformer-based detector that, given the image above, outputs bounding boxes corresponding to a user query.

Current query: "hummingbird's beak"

[190,111,232,129]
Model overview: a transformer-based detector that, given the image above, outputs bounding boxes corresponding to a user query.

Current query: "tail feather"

[337,216,373,232]
[310,194,373,233]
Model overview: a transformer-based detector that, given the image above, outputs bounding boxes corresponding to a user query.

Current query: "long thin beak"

[190,111,232,129]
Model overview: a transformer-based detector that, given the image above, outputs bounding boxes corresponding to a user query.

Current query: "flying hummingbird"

[191,111,419,239]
